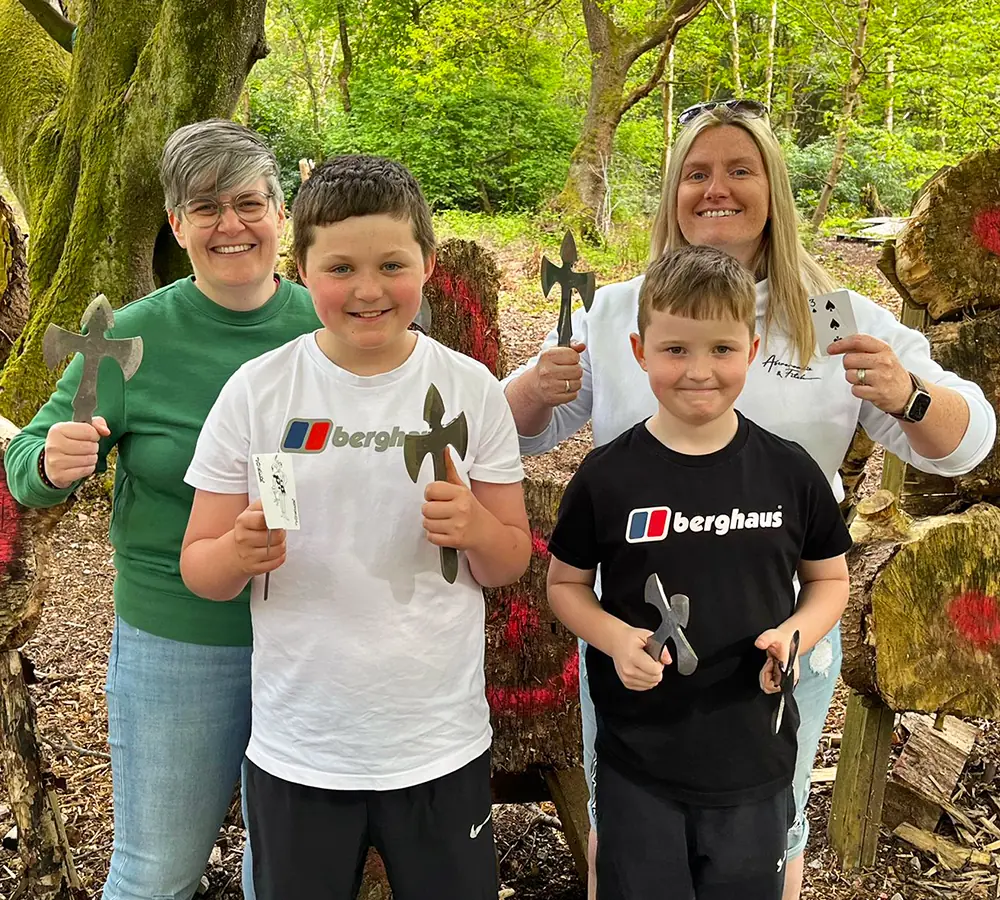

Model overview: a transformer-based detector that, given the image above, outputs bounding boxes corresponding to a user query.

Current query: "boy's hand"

[234,499,286,576]
[422,448,484,551]
[610,624,668,691]
[43,417,111,488]
[756,628,799,695]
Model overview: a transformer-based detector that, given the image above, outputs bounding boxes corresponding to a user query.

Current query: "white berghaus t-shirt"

[186,332,524,791]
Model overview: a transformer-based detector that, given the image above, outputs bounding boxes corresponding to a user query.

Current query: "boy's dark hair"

[292,155,436,265]
[638,245,757,338]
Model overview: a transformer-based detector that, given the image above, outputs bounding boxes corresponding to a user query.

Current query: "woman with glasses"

[5,119,319,900]
[503,100,995,900]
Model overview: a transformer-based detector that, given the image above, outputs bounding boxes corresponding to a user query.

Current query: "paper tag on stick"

[252,452,301,530]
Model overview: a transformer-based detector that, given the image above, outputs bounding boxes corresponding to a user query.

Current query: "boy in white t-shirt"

[180,155,531,900]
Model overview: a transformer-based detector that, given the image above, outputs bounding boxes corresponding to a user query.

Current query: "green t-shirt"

[5,277,321,646]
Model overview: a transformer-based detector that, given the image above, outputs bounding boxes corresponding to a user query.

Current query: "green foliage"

[247,0,1000,224]
[783,126,958,216]
[343,69,577,211]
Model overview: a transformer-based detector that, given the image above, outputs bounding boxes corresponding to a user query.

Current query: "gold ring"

[857,368,866,385]
[565,380,571,394]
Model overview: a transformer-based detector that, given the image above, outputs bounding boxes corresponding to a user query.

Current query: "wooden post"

[829,269,929,870]
[827,691,895,869]
[543,767,590,882]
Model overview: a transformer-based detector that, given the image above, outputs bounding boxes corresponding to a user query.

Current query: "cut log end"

[843,503,1000,718]
[892,148,1000,319]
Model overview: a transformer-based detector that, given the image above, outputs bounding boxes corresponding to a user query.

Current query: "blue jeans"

[102,618,256,900]
[579,623,841,859]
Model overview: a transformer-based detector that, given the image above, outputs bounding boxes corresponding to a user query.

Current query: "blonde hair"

[638,245,756,339]
[650,107,836,367]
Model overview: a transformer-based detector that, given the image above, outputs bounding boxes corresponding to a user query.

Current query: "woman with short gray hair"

[5,119,320,900]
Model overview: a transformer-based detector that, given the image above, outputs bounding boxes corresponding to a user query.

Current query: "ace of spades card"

[809,290,858,354]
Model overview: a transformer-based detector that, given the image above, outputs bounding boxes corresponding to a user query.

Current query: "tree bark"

[924,311,1000,498]
[661,43,675,179]
[842,501,1000,719]
[884,0,897,132]
[337,1,352,115]
[890,149,1000,320]
[0,192,29,369]
[1,417,79,899]
[555,0,708,233]
[0,0,269,426]
[810,0,871,229]
[724,0,742,96]
[763,0,777,110]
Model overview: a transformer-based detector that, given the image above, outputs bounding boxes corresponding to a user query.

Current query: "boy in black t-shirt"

[547,245,852,900]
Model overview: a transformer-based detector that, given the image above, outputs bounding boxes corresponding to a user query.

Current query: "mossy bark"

[0,0,268,426]
[0,192,29,367]
[555,0,708,234]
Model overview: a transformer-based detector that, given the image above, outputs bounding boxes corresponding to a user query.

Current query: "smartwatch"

[890,372,932,423]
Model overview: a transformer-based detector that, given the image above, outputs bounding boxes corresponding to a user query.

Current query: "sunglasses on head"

[677,99,769,127]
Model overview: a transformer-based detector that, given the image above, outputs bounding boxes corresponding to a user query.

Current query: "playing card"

[252,452,301,530]
[809,290,858,354]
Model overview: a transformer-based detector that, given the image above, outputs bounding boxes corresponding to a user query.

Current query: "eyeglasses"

[178,190,274,228]
[677,99,769,127]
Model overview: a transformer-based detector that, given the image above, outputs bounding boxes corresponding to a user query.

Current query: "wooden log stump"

[891,148,1000,319]
[1,418,81,899]
[843,499,1000,718]
[424,238,508,379]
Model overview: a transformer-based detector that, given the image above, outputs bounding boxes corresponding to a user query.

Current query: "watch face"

[907,391,932,422]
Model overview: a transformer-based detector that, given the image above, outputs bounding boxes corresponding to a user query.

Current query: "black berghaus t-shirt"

[548,413,853,806]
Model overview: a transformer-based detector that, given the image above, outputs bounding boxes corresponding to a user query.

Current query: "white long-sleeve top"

[505,277,996,501]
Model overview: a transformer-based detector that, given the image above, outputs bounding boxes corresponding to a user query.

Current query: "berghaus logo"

[281,418,420,454]
[626,505,783,542]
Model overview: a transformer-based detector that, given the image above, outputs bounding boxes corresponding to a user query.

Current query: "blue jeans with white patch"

[578,623,841,859]
[102,617,256,900]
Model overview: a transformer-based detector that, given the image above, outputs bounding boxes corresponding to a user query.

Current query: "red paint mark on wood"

[487,649,579,715]
[503,596,541,649]
[530,529,550,560]
[0,470,22,575]
[948,590,1000,648]
[429,271,501,375]
[972,209,1000,258]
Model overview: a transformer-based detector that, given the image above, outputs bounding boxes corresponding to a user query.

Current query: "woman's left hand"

[827,333,913,415]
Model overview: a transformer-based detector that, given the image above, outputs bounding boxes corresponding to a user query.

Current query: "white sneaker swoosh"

[469,811,491,839]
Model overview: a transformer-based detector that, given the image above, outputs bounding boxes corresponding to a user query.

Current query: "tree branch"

[16,0,73,52]
[629,0,708,65]
[784,0,850,52]
[619,37,672,120]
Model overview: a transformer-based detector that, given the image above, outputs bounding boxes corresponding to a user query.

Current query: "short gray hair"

[159,119,284,213]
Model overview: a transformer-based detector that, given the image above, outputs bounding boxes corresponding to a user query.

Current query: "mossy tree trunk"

[555,0,707,236]
[0,191,29,368]
[0,0,269,426]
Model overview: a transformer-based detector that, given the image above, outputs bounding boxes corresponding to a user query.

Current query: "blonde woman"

[503,100,995,900]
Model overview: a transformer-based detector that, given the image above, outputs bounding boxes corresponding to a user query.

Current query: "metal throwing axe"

[541,231,596,347]
[43,295,143,422]
[772,629,800,734]
[643,573,699,676]
[403,383,469,584]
